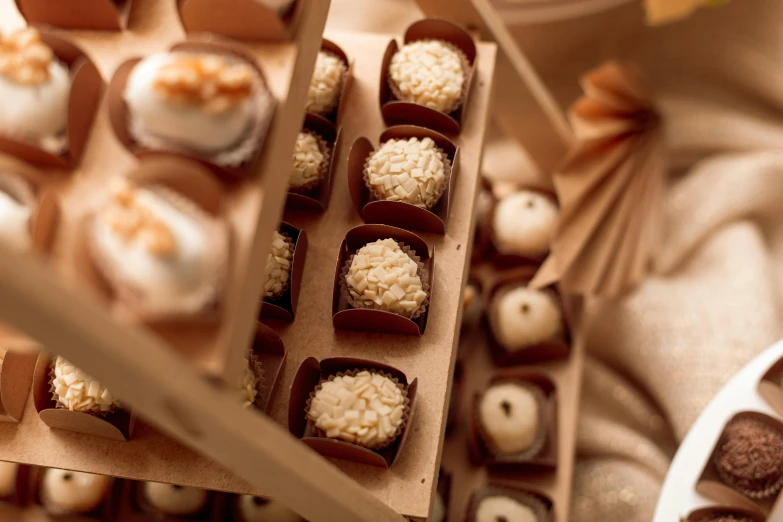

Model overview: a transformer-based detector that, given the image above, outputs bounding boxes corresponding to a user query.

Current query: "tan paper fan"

[530,61,665,297]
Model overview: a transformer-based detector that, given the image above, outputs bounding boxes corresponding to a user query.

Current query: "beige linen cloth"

[329,1,783,519]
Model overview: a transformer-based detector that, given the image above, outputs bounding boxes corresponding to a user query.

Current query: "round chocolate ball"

[714,418,783,498]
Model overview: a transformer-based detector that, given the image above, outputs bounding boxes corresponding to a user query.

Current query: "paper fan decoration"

[530,61,665,297]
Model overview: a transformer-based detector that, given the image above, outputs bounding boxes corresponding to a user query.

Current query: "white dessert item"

[306,50,346,117]
[52,356,119,414]
[238,495,303,522]
[241,359,259,408]
[290,131,325,190]
[494,287,562,350]
[40,469,111,515]
[0,188,32,253]
[389,40,465,114]
[475,495,539,522]
[493,190,558,257]
[0,461,18,498]
[143,482,207,516]
[479,383,539,454]
[263,231,292,298]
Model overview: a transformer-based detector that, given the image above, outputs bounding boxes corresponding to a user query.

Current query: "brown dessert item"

[714,418,783,498]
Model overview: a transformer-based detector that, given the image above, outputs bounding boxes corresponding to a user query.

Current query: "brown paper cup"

[48,360,117,418]
[263,231,295,302]
[340,240,429,320]
[304,368,411,451]
[465,485,552,522]
[685,507,766,522]
[362,140,451,212]
[289,130,331,196]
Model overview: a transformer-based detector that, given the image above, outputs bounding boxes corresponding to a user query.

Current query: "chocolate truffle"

[0,461,18,498]
[492,190,558,257]
[263,231,293,299]
[0,173,34,253]
[475,495,543,522]
[290,131,326,191]
[90,179,227,318]
[241,356,261,408]
[52,357,119,414]
[238,496,303,522]
[389,40,465,114]
[305,50,346,117]
[714,418,783,498]
[124,52,271,165]
[492,286,562,351]
[307,370,406,449]
[365,136,447,209]
[479,383,542,456]
[40,469,111,515]
[143,482,207,516]
[0,28,70,154]
[345,238,427,317]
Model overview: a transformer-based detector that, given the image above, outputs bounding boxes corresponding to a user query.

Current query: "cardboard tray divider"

[0,30,104,169]
[32,353,135,441]
[379,19,478,135]
[249,322,286,414]
[285,115,341,212]
[306,38,354,128]
[177,0,301,42]
[117,479,228,522]
[260,221,307,322]
[0,349,38,423]
[15,0,131,31]
[347,125,460,235]
[287,356,418,469]
[28,465,121,521]
[331,224,434,336]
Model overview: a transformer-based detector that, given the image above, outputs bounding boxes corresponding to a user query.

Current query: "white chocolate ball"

[241,359,259,408]
[0,189,32,252]
[493,191,558,257]
[52,356,118,414]
[263,231,292,298]
[290,131,325,189]
[306,51,345,117]
[40,469,111,515]
[0,462,18,498]
[479,383,539,454]
[238,496,303,522]
[475,496,539,522]
[125,53,257,153]
[143,482,207,516]
[389,40,464,114]
[494,287,562,351]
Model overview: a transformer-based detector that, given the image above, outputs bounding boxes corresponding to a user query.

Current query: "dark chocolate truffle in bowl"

[714,418,783,498]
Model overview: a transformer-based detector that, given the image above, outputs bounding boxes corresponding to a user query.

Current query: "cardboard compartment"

[29,466,119,521]
[285,116,341,212]
[248,322,286,414]
[379,19,477,135]
[484,268,571,365]
[107,40,277,182]
[685,506,766,522]
[0,30,103,170]
[331,224,435,336]
[177,0,300,42]
[117,480,227,522]
[32,354,135,441]
[347,125,460,235]
[468,370,558,471]
[758,356,783,417]
[696,411,783,516]
[260,222,307,322]
[465,484,554,522]
[0,349,38,423]
[15,0,132,30]
[306,38,353,128]
[288,357,418,469]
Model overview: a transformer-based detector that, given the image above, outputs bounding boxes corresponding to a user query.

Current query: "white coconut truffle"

[493,287,562,351]
[124,52,261,154]
[389,40,465,114]
[306,51,346,117]
[0,28,70,154]
[479,383,540,454]
[308,370,406,449]
[263,231,292,298]
[493,191,558,257]
[92,180,219,314]
[143,483,208,516]
[290,131,325,190]
[238,496,303,522]
[346,239,427,316]
[365,137,446,209]
[0,461,18,498]
[241,359,259,408]
[475,496,540,522]
[52,357,119,414]
[40,469,112,515]
[0,186,32,253]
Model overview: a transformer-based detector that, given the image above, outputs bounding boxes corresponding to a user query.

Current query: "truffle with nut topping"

[365,137,447,209]
[0,28,71,154]
[263,231,293,299]
[714,417,783,498]
[52,356,119,414]
[305,50,346,117]
[290,131,326,191]
[492,286,562,351]
[389,40,465,114]
[40,469,112,515]
[345,238,427,317]
[307,370,406,449]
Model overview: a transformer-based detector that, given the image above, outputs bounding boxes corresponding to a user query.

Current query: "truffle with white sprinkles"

[493,286,562,351]
[307,370,406,449]
[306,51,346,117]
[263,231,293,298]
[240,357,259,408]
[389,40,465,114]
[345,238,427,316]
[52,357,119,414]
[290,131,326,191]
[365,137,447,209]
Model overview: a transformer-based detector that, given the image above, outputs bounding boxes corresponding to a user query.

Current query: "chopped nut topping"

[153,53,256,114]
[105,181,176,257]
[0,28,55,85]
